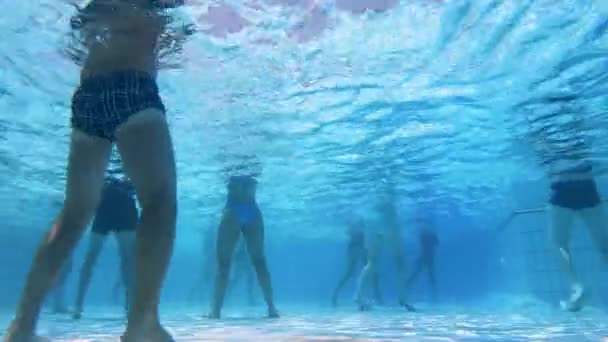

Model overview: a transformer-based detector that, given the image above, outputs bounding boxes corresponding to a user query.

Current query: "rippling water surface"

[1,1,608,237]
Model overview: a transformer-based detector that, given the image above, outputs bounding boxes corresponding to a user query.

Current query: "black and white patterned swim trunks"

[71,70,165,141]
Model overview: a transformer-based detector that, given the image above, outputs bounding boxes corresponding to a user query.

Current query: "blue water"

[1,302,608,341]
[2,0,608,340]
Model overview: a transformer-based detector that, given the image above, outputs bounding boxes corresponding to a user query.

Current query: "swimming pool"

[1,0,608,341]
[2,301,607,341]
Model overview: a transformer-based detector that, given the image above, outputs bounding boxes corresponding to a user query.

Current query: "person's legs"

[579,204,608,265]
[242,209,279,317]
[226,244,247,303]
[245,262,256,306]
[548,205,580,310]
[371,267,383,305]
[203,249,217,304]
[114,109,177,341]
[209,210,241,318]
[354,233,381,310]
[331,248,359,306]
[73,232,106,319]
[406,257,424,289]
[224,258,240,301]
[426,257,437,302]
[115,231,136,315]
[5,130,112,342]
[386,226,411,309]
[52,257,74,314]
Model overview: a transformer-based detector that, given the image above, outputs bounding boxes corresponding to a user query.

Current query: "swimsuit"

[226,200,260,227]
[71,70,165,141]
[550,179,601,210]
[226,175,259,227]
[92,180,138,235]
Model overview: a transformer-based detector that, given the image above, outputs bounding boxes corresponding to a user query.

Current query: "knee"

[139,187,177,224]
[250,255,268,272]
[216,256,232,275]
[58,203,97,238]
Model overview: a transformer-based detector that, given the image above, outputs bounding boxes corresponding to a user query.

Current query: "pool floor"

[2,303,607,341]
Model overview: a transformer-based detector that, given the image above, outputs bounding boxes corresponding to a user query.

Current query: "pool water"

[3,301,607,341]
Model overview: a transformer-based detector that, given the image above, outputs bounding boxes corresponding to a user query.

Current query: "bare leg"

[115,110,177,342]
[224,260,239,301]
[115,231,136,316]
[52,257,73,314]
[549,205,581,311]
[5,130,111,342]
[354,233,381,310]
[354,260,377,310]
[427,258,437,302]
[246,263,255,306]
[73,233,106,319]
[387,227,410,309]
[331,248,359,306]
[406,257,424,289]
[209,210,241,319]
[372,269,383,305]
[242,209,279,318]
[579,204,608,264]
[203,251,216,305]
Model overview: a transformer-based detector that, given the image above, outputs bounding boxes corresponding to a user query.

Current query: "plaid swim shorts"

[71,70,166,141]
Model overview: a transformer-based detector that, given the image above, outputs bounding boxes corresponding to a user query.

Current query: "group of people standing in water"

[3,0,608,342]
[331,215,439,311]
[48,164,440,322]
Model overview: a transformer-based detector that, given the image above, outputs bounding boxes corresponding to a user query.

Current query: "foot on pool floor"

[560,284,586,312]
[399,301,417,312]
[72,309,82,320]
[355,298,372,311]
[121,323,174,342]
[268,307,280,318]
[207,311,220,319]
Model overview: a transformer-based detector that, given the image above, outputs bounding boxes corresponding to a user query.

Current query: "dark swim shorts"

[71,70,165,141]
[550,179,601,210]
[91,180,138,235]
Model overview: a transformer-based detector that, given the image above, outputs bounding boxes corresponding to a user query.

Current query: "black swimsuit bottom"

[550,178,601,210]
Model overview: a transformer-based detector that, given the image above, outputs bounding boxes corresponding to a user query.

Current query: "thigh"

[548,205,576,248]
[217,209,242,262]
[84,232,106,261]
[580,204,608,251]
[115,231,136,258]
[365,231,382,262]
[242,207,265,260]
[385,225,403,257]
[63,130,112,223]
[115,109,176,207]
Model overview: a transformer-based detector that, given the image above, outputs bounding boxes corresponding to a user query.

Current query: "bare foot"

[560,284,586,312]
[399,301,417,312]
[72,309,82,320]
[355,298,371,311]
[207,312,220,319]
[268,307,280,318]
[121,324,174,342]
